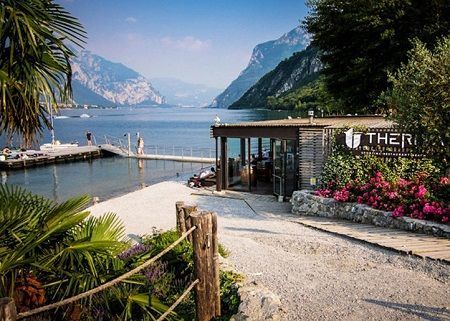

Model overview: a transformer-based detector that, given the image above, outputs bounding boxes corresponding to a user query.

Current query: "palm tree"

[0,0,85,145]
[0,185,174,320]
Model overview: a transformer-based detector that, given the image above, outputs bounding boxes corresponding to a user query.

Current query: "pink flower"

[415,185,427,199]
[393,206,405,218]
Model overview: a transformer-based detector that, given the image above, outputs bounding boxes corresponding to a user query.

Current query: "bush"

[317,172,450,224]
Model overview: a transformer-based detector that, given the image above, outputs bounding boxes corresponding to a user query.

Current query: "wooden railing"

[0,204,220,321]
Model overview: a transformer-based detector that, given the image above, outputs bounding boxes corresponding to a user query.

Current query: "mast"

[49,102,55,145]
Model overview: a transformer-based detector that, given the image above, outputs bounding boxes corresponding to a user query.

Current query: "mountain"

[71,51,165,106]
[150,77,222,107]
[210,26,310,108]
[229,46,322,109]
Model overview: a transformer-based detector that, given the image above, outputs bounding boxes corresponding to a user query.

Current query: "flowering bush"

[316,172,450,225]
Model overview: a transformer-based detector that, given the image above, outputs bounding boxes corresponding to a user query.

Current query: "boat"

[79,113,90,118]
[40,141,78,151]
[40,103,79,151]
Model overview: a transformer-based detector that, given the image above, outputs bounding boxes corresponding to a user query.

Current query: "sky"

[60,0,309,89]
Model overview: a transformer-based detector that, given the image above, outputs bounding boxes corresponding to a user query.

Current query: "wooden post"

[182,205,197,243]
[191,211,221,321]
[175,201,186,234]
[0,298,17,321]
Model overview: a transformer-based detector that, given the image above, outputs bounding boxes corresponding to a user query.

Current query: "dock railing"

[0,204,220,321]
[144,145,214,159]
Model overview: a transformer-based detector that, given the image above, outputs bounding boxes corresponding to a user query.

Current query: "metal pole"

[127,133,131,156]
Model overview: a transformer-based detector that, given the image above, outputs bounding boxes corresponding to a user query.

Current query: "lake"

[1,107,301,201]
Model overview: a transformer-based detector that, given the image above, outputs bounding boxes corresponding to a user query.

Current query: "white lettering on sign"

[377,133,389,145]
[367,132,377,144]
[389,133,400,145]
[341,131,415,149]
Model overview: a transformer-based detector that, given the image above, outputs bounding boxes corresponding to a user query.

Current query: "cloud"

[160,36,211,52]
[125,16,137,23]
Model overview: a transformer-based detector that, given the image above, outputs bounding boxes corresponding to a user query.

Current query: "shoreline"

[87,180,197,235]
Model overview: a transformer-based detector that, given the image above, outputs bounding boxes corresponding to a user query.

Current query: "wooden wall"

[298,129,325,189]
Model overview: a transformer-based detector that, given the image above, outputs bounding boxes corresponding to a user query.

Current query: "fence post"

[175,201,186,234]
[0,298,17,321]
[191,211,221,321]
[182,205,197,243]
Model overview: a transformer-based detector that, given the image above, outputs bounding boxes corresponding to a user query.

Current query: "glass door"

[272,139,297,198]
[272,139,284,196]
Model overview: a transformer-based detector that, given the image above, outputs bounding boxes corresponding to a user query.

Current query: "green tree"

[304,0,450,114]
[0,0,85,145]
[384,37,450,170]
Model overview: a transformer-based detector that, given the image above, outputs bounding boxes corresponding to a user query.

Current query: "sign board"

[336,128,419,157]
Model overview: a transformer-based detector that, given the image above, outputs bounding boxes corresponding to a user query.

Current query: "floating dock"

[0,146,103,170]
[0,144,215,170]
[100,144,215,164]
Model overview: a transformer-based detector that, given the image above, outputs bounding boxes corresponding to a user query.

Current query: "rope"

[17,226,197,320]
[155,279,199,321]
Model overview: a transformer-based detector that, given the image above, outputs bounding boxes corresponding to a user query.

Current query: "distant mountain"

[230,46,322,109]
[210,26,310,108]
[71,51,165,106]
[150,77,222,107]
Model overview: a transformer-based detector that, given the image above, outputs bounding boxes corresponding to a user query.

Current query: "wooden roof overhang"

[211,116,393,140]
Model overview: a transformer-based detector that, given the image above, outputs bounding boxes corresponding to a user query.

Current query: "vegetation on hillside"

[304,0,450,113]
[267,76,343,115]
[0,0,85,145]
[229,46,321,109]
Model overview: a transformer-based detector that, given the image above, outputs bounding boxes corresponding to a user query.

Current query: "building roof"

[214,115,394,129]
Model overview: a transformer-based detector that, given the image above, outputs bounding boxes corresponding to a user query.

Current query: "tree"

[0,0,85,145]
[384,37,450,170]
[304,0,450,114]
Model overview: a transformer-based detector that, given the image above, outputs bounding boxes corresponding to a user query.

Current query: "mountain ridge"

[150,77,222,107]
[71,51,165,106]
[210,26,310,108]
[230,46,322,109]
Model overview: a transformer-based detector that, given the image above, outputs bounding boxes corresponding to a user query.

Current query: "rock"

[230,281,283,321]
[291,190,450,239]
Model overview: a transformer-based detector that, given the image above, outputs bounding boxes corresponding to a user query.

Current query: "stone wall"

[291,190,450,239]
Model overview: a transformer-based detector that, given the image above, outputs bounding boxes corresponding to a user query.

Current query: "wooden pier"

[100,144,215,164]
[0,146,103,170]
[0,144,215,170]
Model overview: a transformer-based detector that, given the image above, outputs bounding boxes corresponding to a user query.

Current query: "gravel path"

[88,181,450,321]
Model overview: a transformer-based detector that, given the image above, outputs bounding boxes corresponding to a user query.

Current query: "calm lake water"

[1,107,301,201]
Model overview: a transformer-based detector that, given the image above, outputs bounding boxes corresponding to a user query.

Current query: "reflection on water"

[1,157,204,202]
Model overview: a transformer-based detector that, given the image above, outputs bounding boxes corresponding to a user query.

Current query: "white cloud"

[160,36,211,52]
[125,16,137,23]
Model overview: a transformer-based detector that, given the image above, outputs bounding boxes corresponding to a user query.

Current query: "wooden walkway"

[100,144,215,163]
[294,216,450,263]
[0,146,102,170]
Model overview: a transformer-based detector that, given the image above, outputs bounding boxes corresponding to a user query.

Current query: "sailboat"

[40,103,79,151]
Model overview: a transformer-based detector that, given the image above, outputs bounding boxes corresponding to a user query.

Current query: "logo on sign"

[345,128,361,149]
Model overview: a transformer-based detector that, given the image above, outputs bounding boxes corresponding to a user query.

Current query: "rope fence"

[1,204,221,321]
[16,226,197,320]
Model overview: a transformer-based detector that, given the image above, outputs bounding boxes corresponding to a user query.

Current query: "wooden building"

[211,115,395,200]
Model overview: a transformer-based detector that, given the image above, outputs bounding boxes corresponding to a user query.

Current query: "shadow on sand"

[365,299,450,321]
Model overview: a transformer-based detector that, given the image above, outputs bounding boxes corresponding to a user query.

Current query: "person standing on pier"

[86,130,93,146]
[137,136,145,155]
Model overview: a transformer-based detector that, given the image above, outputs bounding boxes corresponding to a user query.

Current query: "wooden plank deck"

[293,216,450,263]
[0,146,103,170]
[100,144,215,163]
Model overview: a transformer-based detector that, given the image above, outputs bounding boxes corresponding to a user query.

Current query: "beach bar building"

[211,115,406,200]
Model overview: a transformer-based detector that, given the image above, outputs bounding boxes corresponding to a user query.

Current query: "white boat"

[40,103,79,151]
[40,141,78,151]
[53,115,69,119]
[79,113,90,118]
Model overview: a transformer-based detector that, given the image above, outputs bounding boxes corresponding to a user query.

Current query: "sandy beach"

[87,181,450,321]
